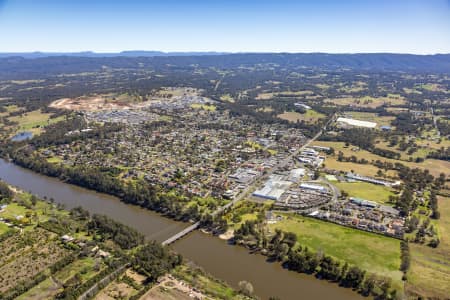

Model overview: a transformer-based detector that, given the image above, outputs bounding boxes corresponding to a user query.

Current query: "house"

[98,250,111,258]
[61,234,75,242]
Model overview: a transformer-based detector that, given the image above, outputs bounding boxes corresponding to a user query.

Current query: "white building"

[300,183,328,193]
[253,175,292,200]
[337,117,377,128]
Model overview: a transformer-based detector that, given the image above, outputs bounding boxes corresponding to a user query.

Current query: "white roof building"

[300,183,328,193]
[253,175,292,200]
[337,117,377,128]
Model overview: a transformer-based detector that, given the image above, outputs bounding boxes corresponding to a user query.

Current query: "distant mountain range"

[0,51,229,58]
[0,53,449,79]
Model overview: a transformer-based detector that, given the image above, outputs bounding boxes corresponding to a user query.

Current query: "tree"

[360,274,376,296]
[133,242,182,281]
[0,181,14,200]
[341,266,365,288]
[30,195,37,206]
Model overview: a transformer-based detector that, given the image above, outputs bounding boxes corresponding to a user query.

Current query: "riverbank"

[0,159,363,300]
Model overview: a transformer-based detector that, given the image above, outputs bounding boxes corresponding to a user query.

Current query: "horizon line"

[1,51,449,56]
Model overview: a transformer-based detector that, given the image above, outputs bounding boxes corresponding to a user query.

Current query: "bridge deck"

[162,221,200,246]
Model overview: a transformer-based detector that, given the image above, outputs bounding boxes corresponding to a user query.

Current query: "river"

[0,158,362,300]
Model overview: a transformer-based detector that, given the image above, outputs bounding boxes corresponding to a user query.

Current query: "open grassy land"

[0,105,21,118]
[0,222,9,235]
[313,141,450,177]
[277,110,325,123]
[256,90,314,100]
[403,87,422,94]
[374,140,431,161]
[95,268,144,300]
[220,93,235,103]
[47,156,63,163]
[334,182,396,204]
[343,111,395,127]
[0,194,70,226]
[269,213,403,289]
[55,257,101,282]
[324,158,396,178]
[16,277,61,300]
[191,103,216,111]
[417,83,448,93]
[171,264,245,300]
[338,82,367,93]
[375,137,450,161]
[326,95,406,108]
[406,196,450,299]
[257,106,274,112]
[314,141,398,177]
[8,109,65,135]
[14,238,105,300]
[16,256,103,300]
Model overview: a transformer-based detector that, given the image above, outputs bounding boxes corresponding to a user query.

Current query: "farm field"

[15,276,61,300]
[277,109,325,123]
[18,256,104,300]
[0,228,71,294]
[95,268,147,300]
[406,196,450,299]
[269,213,403,290]
[334,181,396,204]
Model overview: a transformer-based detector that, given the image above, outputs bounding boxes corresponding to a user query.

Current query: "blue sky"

[0,0,449,53]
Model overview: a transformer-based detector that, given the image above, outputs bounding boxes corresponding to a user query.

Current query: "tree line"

[234,220,398,299]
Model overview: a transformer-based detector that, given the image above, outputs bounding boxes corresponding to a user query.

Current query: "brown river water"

[0,158,362,300]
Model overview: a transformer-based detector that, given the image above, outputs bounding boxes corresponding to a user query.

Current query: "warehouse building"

[337,117,377,128]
